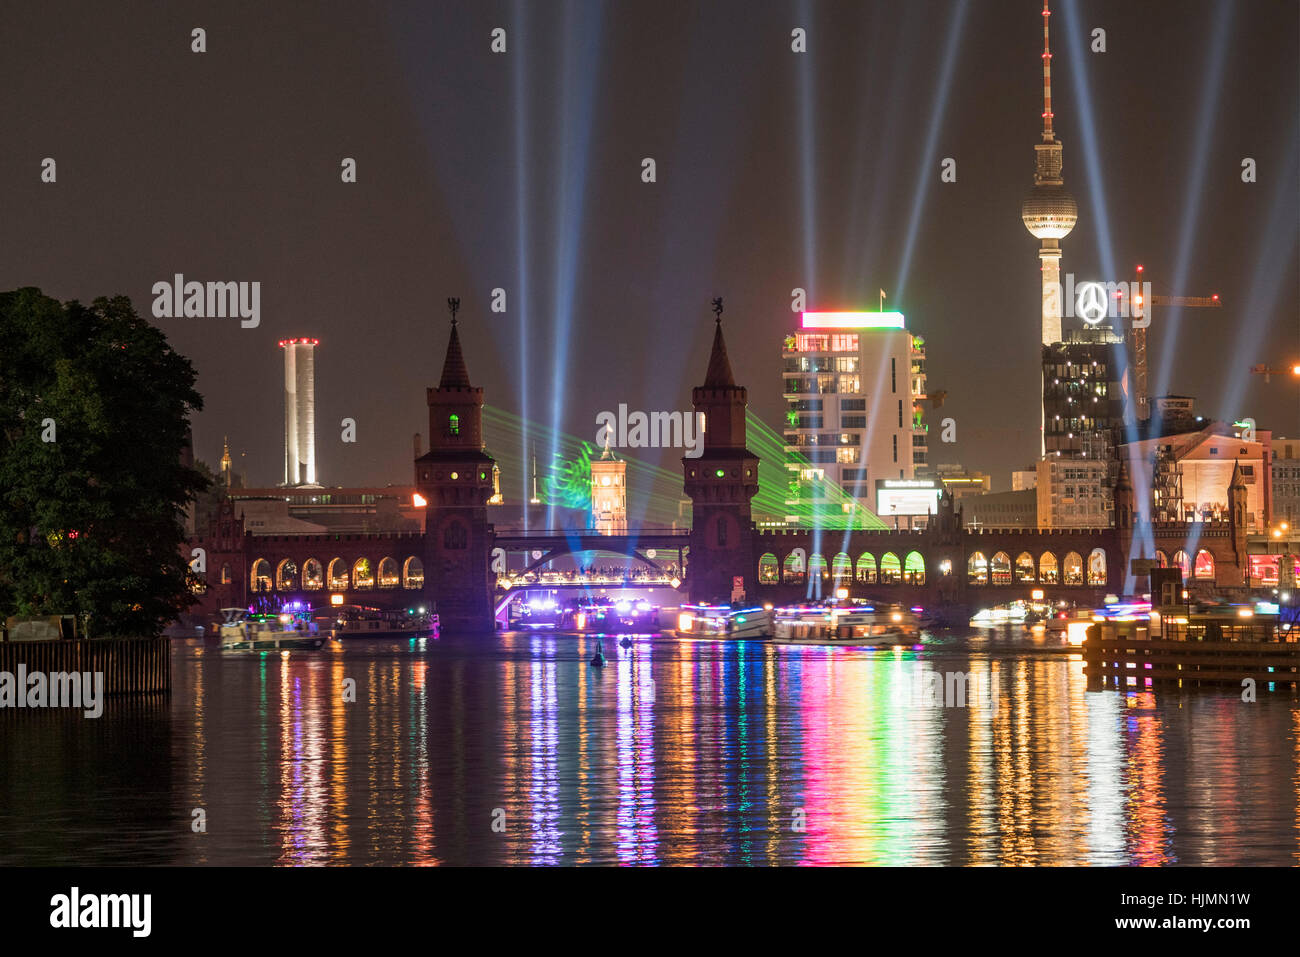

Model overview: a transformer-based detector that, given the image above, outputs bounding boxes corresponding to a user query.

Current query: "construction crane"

[1125,264,1221,422]
[1250,363,1300,383]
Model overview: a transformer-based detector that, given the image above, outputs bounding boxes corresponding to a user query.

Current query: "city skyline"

[3,0,1296,497]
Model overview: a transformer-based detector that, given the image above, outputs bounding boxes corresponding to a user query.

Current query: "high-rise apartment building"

[781,311,924,517]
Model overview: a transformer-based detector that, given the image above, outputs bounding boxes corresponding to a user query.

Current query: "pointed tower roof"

[703,298,736,388]
[439,298,472,390]
[1229,458,1245,489]
[1114,456,1132,491]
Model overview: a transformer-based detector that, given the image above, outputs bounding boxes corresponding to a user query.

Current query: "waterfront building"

[965,488,1038,528]
[934,463,991,503]
[1272,437,1300,525]
[781,311,922,515]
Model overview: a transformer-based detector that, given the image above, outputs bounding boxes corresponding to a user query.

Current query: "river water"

[2,631,1298,866]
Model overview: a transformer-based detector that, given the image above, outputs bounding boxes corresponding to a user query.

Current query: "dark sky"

[3,0,1297,497]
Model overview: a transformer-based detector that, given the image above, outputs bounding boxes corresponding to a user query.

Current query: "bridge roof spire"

[703,297,736,388]
[439,297,472,389]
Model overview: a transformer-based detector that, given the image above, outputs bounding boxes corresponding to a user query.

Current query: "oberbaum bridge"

[193,304,1272,634]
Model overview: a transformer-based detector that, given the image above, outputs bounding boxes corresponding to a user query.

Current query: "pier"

[0,637,171,697]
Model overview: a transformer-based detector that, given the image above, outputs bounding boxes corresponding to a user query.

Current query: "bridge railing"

[495,526,690,537]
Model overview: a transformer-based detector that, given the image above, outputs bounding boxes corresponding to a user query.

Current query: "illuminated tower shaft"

[280,338,319,486]
[1020,0,1077,455]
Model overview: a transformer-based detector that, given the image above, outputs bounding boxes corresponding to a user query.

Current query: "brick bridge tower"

[414,299,496,633]
[683,299,760,603]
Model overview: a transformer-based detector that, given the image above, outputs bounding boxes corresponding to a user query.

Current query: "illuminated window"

[449,414,460,436]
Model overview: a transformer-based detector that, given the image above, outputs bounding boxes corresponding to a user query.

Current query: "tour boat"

[674,604,773,640]
[772,603,922,646]
[328,605,439,640]
[218,608,327,651]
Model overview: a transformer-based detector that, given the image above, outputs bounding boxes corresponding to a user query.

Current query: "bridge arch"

[832,552,853,584]
[378,556,399,589]
[276,558,298,591]
[904,550,925,585]
[783,551,806,584]
[1063,551,1084,586]
[1194,549,1215,580]
[1015,551,1035,583]
[1173,550,1190,578]
[1039,552,1059,584]
[327,557,349,590]
[855,552,876,584]
[303,558,323,591]
[403,556,424,589]
[1087,548,1106,585]
[759,552,779,583]
[251,558,271,593]
[991,551,1012,585]
[352,557,375,590]
[880,552,901,584]
[968,551,988,585]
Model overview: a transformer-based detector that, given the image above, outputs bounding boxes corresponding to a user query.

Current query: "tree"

[0,288,208,636]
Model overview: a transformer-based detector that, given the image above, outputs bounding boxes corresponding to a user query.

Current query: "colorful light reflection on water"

[2,632,1299,866]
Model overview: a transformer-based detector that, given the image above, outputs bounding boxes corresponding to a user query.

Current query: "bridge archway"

[276,559,298,591]
[1063,551,1083,586]
[328,558,349,590]
[403,556,424,589]
[856,552,876,583]
[353,557,375,590]
[968,551,988,585]
[991,551,1012,585]
[1015,551,1035,583]
[251,558,271,593]
[1087,548,1106,585]
[303,558,323,590]
[880,552,901,584]
[1039,552,1059,584]
[904,550,925,585]
[759,553,779,583]
[1194,549,1215,580]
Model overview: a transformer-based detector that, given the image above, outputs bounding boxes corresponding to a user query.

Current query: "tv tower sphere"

[1022,184,1077,240]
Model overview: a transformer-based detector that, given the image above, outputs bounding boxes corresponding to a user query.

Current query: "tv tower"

[1020,0,1078,348]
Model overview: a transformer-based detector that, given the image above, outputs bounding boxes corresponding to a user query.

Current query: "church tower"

[683,299,760,603]
[414,299,497,633]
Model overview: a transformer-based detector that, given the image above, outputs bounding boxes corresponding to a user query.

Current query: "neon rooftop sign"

[801,311,905,329]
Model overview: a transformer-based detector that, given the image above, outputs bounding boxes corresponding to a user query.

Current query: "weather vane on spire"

[711,297,723,323]
[447,297,460,325]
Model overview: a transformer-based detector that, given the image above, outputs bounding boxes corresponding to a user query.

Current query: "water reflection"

[1,632,1298,865]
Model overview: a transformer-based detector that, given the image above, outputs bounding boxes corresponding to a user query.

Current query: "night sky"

[3,0,1296,497]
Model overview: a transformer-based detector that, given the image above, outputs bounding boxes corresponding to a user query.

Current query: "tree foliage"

[0,288,208,636]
